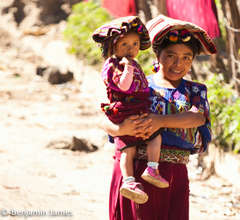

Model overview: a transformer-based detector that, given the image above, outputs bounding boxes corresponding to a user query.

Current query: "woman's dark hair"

[156,35,202,57]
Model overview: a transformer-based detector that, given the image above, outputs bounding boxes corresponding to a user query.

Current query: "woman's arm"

[98,113,122,137]
[131,110,205,138]
[151,110,206,131]
[100,109,205,139]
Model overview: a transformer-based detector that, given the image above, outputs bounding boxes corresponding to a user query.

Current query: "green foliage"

[206,74,240,153]
[63,1,112,65]
[136,48,156,75]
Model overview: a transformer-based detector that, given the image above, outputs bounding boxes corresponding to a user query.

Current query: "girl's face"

[114,32,140,59]
[158,44,193,84]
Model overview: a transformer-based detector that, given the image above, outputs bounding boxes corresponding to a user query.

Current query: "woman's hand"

[137,113,163,138]
[102,112,154,139]
[119,113,155,139]
[113,113,151,139]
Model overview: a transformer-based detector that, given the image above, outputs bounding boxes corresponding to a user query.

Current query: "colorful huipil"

[101,56,151,150]
[147,75,211,154]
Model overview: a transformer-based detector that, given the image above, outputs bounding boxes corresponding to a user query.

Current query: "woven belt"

[136,146,190,164]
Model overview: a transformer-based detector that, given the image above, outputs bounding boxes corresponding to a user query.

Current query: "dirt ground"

[0,2,239,220]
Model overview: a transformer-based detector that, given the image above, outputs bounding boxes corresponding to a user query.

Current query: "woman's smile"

[169,69,183,74]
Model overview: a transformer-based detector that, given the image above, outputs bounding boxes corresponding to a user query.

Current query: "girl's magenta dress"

[101,56,153,150]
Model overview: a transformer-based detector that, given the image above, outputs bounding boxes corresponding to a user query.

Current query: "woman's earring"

[152,61,160,73]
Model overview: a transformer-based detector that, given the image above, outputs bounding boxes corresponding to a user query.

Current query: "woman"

[104,15,216,220]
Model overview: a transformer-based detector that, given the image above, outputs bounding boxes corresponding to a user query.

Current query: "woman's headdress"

[146,15,217,55]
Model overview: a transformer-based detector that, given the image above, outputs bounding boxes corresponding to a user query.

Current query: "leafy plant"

[206,74,240,153]
[63,1,112,65]
[136,48,156,75]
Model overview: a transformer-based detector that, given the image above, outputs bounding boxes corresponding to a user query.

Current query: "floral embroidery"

[201,90,206,99]
[192,85,199,93]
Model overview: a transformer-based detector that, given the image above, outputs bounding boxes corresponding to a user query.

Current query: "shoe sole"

[120,187,148,204]
[141,174,169,188]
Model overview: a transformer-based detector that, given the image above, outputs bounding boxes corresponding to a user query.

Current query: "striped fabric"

[166,0,220,39]
[92,16,151,50]
[146,14,217,55]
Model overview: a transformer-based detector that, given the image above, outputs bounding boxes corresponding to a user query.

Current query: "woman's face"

[158,44,193,83]
[114,32,140,59]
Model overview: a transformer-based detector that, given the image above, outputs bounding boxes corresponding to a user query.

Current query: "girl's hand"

[119,57,130,66]
[119,57,134,72]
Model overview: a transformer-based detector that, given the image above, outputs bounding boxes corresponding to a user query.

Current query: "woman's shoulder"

[147,74,154,81]
[183,79,207,91]
[147,74,157,88]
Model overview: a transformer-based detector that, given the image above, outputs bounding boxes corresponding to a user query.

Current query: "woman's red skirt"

[109,148,189,220]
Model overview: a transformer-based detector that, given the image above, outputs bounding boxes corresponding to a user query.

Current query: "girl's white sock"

[123,176,135,183]
[147,161,159,169]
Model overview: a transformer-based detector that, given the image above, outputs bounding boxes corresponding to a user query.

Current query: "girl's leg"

[120,147,136,180]
[146,134,162,163]
[141,134,169,188]
[119,146,148,204]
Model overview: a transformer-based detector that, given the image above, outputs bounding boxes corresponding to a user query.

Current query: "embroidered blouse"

[147,75,211,154]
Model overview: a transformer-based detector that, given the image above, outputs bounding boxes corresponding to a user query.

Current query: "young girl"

[92,16,169,204]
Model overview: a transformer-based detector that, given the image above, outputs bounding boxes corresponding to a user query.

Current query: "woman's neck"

[153,73,182,89]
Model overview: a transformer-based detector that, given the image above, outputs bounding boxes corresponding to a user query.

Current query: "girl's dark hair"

[101,37,114,59]
[156,35,202,57]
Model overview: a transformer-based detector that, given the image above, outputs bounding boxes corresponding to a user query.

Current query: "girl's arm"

[114,57,134,91]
